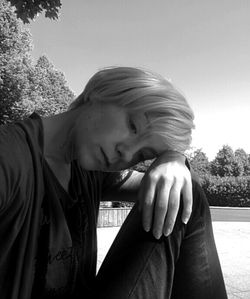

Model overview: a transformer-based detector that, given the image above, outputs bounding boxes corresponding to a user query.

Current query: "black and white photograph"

[0,0,249,298]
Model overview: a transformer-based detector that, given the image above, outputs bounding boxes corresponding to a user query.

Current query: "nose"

[115,140,137,163]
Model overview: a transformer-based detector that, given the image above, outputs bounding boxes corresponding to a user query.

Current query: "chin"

[77,156,95,170]
[79,157,109,172]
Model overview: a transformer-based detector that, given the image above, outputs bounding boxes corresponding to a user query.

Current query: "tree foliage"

[21,55,75,117]
[189,148,210,177]
[7,0,62,23]
[235,148,250,176]
[0,0,74,124]
[0,0,33,123]
[210,145,244,177]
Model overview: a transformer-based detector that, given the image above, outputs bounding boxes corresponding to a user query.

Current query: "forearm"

[102,150,189,203]
[102,170,144,202]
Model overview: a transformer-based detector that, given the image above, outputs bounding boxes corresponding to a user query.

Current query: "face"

[71,102,166,171]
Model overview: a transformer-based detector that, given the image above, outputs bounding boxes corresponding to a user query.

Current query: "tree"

[21,55,75,117]
[210,145,244,177]
[0,0,75,124]
[7,0,62,23]
[235,148,250,176]
[0,0,33,123]
[189,149,210,177]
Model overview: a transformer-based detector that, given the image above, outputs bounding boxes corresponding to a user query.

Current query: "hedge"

[200,175,250,207]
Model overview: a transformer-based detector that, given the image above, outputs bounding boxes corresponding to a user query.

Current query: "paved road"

[210,206,250,222]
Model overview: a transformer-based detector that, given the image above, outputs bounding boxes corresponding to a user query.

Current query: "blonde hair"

[69,67,195,153]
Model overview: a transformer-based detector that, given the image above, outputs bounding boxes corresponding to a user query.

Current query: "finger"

[138,182,145,212]
[163,184,181,236]
[181,178,193,224]
[152,180,171,239]
[140,177,157,232]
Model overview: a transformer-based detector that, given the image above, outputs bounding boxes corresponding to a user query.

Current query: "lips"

[101,147,110,168]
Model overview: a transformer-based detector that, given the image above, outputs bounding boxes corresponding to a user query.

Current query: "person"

[0,67,227,299]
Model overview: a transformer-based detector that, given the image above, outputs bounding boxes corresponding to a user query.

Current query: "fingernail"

[164,229,171,237]
[153,231,161,239]
[182,218,188,224]
[144,224,150,232]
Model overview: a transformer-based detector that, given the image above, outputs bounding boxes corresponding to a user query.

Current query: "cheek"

[95,119,126,141]
[88,112,113,136]
[101,108,128,132]
[75,141,101,170]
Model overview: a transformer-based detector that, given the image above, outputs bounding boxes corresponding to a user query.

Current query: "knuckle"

[168,200,179,210]
[171,189,180,198]
[156,204,167,214]
[172,183,182,192]
[161,175,174,186]
[148,172,159,182]
[144,198,153,208]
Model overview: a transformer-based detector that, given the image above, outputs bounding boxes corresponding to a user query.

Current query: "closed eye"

[139,151,145,161]
[129,117,137,134]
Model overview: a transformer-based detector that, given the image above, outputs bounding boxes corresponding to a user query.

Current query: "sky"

[27,0,250,160]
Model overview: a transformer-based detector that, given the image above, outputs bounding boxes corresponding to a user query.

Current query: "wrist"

[162,150,186,163]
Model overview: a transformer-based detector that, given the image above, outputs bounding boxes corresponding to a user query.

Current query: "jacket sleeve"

[0,128,12,213]
[0,125,23,214]
[0,155,12,213]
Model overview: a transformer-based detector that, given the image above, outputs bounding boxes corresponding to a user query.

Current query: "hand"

[138,151,192,239]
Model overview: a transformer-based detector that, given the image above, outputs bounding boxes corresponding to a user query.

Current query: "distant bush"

[132,159,153,172]
[200,175,250,207]
[111,201,134,208]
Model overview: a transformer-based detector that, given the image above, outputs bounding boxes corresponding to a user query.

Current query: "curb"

[210,206,250,210]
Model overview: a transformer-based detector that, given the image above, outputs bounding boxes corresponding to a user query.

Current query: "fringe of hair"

[69,67,195,153]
